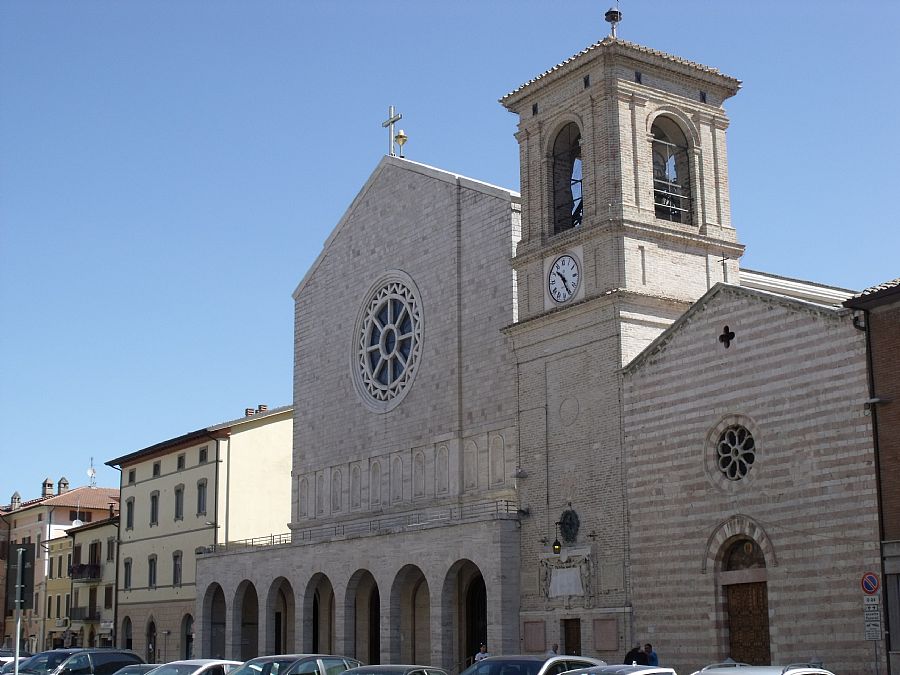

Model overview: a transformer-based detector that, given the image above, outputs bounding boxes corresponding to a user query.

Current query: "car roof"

[244,656,327,663]
[563,667,674,675]
[694,667,833,675]
[162,661,241,666]
[479,657,548,662]
[345,667,446,671]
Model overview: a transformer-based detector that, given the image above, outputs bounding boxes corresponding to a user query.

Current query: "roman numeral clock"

[545,250,584,307]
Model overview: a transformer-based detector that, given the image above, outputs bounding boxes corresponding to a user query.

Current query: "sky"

[1,1,898,504]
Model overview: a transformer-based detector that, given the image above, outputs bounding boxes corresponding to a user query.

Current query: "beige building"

[43,535,72,649]
[1,480,119,651]
[106,404,292,663]
[68,515,119,648]
[192,23,884,675]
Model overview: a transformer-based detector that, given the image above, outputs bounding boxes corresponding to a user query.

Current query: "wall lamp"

[552,521,562,555]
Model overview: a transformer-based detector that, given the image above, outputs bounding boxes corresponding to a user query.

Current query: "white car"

[147,660,242,675]
[689,663,835,675]
[461,654,607,675]
[560,666,675,675]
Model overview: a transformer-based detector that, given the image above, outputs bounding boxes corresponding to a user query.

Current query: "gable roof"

[292,155,518,300]
[1,485,119,513]
[501,36,741,107]
[623,283,848,375]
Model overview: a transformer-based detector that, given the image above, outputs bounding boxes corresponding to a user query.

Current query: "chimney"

[10,492,21,511]
[57,477,70,495]
[257,404,268,413]
[42,477,54,497]
[109,502,116,518]
[245,408,256,417]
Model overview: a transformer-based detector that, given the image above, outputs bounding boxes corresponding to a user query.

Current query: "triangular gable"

[292,156,518,300]
[623,282,849,375]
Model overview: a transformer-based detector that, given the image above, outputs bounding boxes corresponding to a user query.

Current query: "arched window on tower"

[651,117,692,224]
[552,123,583,234]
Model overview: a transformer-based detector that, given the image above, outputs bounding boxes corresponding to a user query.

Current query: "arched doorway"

[441,559,486,669]
[234,581,259,661]
[345,569,381,664]
[721,538,770,664]
[266,577,296,655]
[304,574,335,654]
[390,565,430,664]
[181,614,194,659]
[202,583,227,659]
[146,620,157,663]
[121,617,133,650]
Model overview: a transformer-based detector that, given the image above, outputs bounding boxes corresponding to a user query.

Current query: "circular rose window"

[352,272,423,412]
[716,425,756,480]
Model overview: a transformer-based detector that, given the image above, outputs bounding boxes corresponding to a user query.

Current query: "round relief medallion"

[351,271,423,412]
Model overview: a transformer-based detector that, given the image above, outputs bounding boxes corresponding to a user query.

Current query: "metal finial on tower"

[605,1,622,38]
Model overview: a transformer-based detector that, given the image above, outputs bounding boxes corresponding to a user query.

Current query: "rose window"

[716,425,756,480]
[353,274,422,411]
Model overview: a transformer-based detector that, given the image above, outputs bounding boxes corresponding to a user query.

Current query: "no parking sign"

[862,572,880,595]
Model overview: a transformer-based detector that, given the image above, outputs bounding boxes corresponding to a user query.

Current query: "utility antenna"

[87,457,97,487]
[605,1,622,39]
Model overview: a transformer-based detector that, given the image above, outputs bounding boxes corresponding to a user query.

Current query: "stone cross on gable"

[719,325,736,348]
[382,106,402,157]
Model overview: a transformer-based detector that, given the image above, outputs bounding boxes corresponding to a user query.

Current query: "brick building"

[192,23,886,675]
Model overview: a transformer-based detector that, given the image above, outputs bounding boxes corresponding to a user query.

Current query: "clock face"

[548,254,580,304]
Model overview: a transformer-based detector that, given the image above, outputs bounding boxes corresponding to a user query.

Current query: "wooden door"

[726,582,771,665]
[563,618,581,656]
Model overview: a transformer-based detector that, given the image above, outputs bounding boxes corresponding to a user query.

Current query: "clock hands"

[555,270,572,294]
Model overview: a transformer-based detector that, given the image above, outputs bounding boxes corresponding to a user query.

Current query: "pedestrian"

[475,644,490,662]
[624,645,648,665]
[547,643,559,656]
[643,644,658,666]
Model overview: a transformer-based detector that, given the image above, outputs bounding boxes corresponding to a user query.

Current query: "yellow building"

[68,516,119,647]
[44,536,72,649]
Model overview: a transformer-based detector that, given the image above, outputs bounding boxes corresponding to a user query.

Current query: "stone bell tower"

[501,14,745,656]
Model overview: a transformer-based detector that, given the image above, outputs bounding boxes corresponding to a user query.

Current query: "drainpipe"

[111,465,122,649]
[854,310,890,674]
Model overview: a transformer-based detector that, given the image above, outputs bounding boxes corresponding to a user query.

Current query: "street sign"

[864,595,880,606]
[865,620,882,641]
[865,609,881,621]
[862,572,880,595]
[5,544,35,611]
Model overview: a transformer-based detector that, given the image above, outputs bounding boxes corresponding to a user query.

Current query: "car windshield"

[229,661,301,675]
[20,653,72,675]
[460,662,543,675]
[147,666,206,675]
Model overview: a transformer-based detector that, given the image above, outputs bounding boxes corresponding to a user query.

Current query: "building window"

[47,596,52,617]
[70,510,92,523]
[197,479,207,516]
[56,595,61,617]
[174,485,184,520]
[48,559,54,580]
[107,537,115,562]
[148,555,157,588]
[150,492,159,526]
[58,555,63,578]
[128,469,136,485]
[125,498,135,530]
[552,122,583,234]
[177,454,185,470]
[104,585,113,609]
[67,553,72,575]
[172,551,182,587]
[716,425,756,481]
[199,446,208,463]
[652,116,693,224]
[152,461,161,477]
[123,559,132,590]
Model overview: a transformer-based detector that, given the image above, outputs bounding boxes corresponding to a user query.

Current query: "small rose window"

[716,425,756,480]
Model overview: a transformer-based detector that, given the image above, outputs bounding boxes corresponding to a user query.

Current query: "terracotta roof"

[501,36,740,105]
[1,485,119,512]
[844,278,900,310]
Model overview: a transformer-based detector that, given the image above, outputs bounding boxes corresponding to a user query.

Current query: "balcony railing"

[201,499,518,555]
[70,563,102,581]
[70,607,101,621]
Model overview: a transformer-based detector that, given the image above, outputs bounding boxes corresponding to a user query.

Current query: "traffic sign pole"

[14,546,23,675]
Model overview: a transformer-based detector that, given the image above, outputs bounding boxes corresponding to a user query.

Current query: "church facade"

[192,32,886,675]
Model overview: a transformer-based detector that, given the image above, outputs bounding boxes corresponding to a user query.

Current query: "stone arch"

[489,435,505,486]
[548,119,584,234]
[646,106,701,146]
[145,616,157,663]
[702,514,777,573]
[441,559,487,671]
[390,564,431,664]
[436,445,449,494]
[413,451,426,498]
[120,615,133,650]
[299,478,309,518]
[344,569,381,664]
[200,582,227,658]
[391,456,403,502]
[180,613,194,659]
[332,469,343,513]
[351,465,361,509]
[265,576,296,655]
[317,473,326,515]
[304,573,335,654]
[232,580,259,661]
[464,440,478,490]
[371,461,382,507]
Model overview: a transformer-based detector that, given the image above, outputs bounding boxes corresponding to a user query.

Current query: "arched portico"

[264,577,296,655]
[440,559,486,670]
[345,569,381,664]
[201,583,227,659]
[390,564,430,664]
[304,573,336,653]
[233,580,259,661]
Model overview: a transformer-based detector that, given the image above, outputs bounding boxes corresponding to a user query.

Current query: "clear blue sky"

[2,1,898,504]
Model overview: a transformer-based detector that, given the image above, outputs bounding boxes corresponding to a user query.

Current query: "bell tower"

[502,15,746,657]
[502,16,744,325]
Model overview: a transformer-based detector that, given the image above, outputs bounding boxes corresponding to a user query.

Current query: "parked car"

[1,651,33,667]
[559,666,675,675]
[1,656,35,674]
[230,655,361,675]
[689,664,835,675]
[342,664,448,675]
[461,655,607,675]
[111,665,162,675]
[144,661,241,675]
[18,649,144,675]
